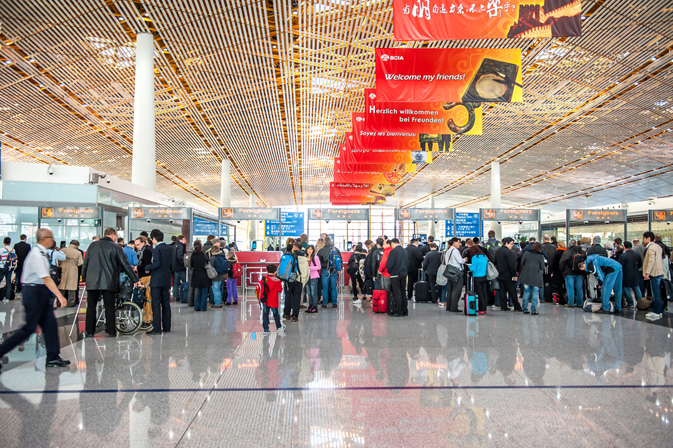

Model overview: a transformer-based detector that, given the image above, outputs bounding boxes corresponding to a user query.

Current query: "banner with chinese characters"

[375,48,522,103]
[309,208,370,221]
[393,0,582,41]
[340,144,432,165]
[567,209,626,223]
[364,89,483,135]
[350,114,452,152]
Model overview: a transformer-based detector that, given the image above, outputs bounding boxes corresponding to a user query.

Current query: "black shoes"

[146,331,162,335]
[523,311,530,314]
[321,304,327,308]
[594,308,611,315]
[332,303,338,308]
[232,301,238,305]
[46,357,71,368]
[282,313,291,319]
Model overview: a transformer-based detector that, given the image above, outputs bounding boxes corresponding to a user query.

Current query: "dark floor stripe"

[0,384,671,395]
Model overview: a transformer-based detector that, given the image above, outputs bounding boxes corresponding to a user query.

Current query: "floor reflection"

[0,294,671,446]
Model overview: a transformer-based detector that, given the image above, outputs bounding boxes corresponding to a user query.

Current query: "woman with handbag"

[444,238,466,313]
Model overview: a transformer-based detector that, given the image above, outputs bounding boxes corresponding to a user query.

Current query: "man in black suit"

[495,237,522,311]
[405,238,423,301]
[146,230,172,334]
[13,234,31,293]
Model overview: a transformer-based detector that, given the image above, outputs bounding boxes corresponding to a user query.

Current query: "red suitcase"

[372,290,388,313]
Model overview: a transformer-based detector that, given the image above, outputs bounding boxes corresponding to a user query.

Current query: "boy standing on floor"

[260,264,285,336]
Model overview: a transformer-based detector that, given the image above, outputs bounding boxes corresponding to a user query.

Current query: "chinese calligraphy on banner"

[375,48,522,103]
[393,0,582,41]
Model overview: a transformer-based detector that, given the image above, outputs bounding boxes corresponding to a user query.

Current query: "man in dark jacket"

[146,230,173,334]
[82,228,139,337]
[13,234,31,293]
[172,234,187,302]
[587,236,608,257]
[318,237,340,308]
[365,237,384,281]
[611,238,624,261]
[619,241,643,308]
[421,236,434,257]
[421,243,441,303]
[387,238,409,316]
[559,240,584,308]
[541,235,556,302]
[405,238,423,301]
[495,238,521,311]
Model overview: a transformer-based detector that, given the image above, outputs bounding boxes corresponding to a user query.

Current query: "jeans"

[440,283,447,303]
[601,270,623,311]
[0,285,61,361]
[623,286,642,307]
[262,304,281,332]
[194,287,209,311]
[650,275,663,314]
[227,278,238,303]
[211,280,223,306]
[307,278,319,307]
[173,271,186,300]
[321,271,338,305]
[564,275,584,307]
[522,285,540,313]
[1,267,13,299]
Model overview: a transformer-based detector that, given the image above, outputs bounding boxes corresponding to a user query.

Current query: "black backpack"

[571,252,587,273]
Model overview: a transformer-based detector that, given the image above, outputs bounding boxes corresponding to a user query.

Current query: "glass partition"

[0,206,39,245]
[567,222,626,247]
[40,218,99,251]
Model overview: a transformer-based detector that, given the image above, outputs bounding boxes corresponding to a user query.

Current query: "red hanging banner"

[340,144,430,165]
[333,159,407,185]
[364,88,483,135]
[393,0,581,41]
[350,114,451,152]
[330,183,396,198]
[375,48,522,103]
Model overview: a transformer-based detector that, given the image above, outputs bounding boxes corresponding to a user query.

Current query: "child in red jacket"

[260,264,285,336]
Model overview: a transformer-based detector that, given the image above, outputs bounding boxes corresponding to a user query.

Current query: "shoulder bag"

[486,260,499,280]
[442,248,463,283]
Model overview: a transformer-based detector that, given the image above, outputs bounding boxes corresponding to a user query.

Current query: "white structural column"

[428,194,436,238]
[490,161,502,239]
[220,159,231,207]
[248,194,257,242]
[131,32,156,191]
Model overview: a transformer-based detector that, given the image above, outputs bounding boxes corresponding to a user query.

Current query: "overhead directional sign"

[567,209,626,222]
[265,212,305,237]
[446,212,480,237]
[192,217,219,236]
[130,207,191,220]
[481,208,540,222]
[308,208,369,221]
[219,207,280,221]
[396,208,455,221]
[40,206,100,219]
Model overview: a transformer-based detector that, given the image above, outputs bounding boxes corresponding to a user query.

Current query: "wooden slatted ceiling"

[0,0,671,213]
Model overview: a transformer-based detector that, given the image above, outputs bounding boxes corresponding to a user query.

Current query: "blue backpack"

[329,248,342,273]
[214,255,230,275]
[278,253,297,282]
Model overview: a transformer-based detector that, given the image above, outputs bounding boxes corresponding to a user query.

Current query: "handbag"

[443,264,462,283]
[48,251,62,285]
[376,276,390,291]
[205,261,218,279]
[637,296,653,310]
[486,261,499,281]
[436,264,448,286]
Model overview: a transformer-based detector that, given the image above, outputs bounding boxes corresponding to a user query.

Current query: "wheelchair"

[115,284,146,335]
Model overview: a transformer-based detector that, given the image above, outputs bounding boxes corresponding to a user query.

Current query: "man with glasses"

[0,229,70,371]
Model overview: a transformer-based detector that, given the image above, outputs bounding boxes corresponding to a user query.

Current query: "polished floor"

[0,289,671,447]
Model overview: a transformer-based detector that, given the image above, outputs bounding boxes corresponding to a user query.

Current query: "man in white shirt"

[0,229,70,372]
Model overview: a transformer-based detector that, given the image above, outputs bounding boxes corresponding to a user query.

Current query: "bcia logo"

[380,54,403,61]
[356,116,364,122]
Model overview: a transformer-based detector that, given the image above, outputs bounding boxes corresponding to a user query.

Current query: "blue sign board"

[265,212,305,237]
[193,217,219,236]
[446,213,480,237]
[412,233,428,243]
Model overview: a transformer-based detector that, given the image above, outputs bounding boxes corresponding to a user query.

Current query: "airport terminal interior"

[0,0,672,446]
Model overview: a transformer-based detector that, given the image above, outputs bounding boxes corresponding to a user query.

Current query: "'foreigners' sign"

[41,206,100,219]
[567,209,626,222]
[650,210,673,222]
[308,208,369,221]
[219,207,280,221]
[130,207,191,220]
[481,208,539,222]
[396,208,455,221]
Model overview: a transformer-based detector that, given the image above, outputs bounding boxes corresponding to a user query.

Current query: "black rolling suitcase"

[414,269,431,302]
